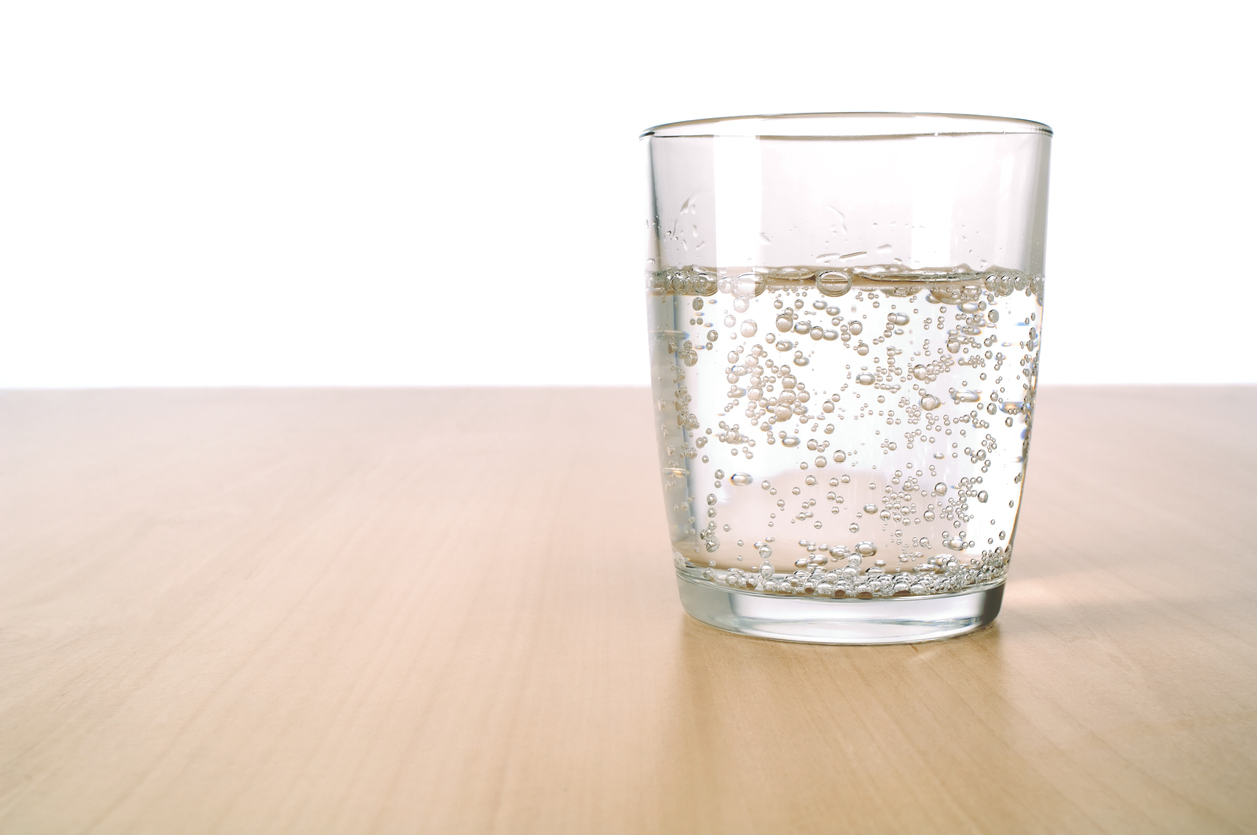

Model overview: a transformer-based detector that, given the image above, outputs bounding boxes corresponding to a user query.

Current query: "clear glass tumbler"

[643,113,1051,644]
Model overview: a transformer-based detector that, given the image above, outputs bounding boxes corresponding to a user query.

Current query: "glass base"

[676,574,1004,645]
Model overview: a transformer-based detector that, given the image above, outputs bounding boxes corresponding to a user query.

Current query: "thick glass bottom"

[677,574,1004,645]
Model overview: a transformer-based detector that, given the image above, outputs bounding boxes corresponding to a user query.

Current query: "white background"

[2,0,1253,387]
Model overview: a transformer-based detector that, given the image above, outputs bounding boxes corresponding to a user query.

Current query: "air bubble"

[912,365,929,381]
[740,320,758,338]
[856,373,875,385]
[816,270,854,297]
[730,473,753,486]
[934,483,948,496]
[781,436,800,448]
[920,394,941,411]
[734,273,766,297]
[723,315,736,328]
[863,504,878,514]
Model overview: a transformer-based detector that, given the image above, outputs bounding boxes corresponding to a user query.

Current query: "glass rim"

[640,112,1052,140]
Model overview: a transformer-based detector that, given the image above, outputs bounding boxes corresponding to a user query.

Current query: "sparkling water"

[647,265,1043,599]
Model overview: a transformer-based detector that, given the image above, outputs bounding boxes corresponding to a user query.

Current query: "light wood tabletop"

[2,386,1255,834]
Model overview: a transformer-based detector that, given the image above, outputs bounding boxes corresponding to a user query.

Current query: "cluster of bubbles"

[650,264,1042,599]
[685,544,1012,598]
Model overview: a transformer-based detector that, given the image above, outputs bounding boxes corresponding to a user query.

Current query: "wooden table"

[2,387,1255,834]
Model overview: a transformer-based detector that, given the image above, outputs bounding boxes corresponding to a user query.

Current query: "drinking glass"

[642,113,1051,643]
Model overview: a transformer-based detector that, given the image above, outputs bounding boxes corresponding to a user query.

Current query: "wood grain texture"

[1,387,1255,834]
